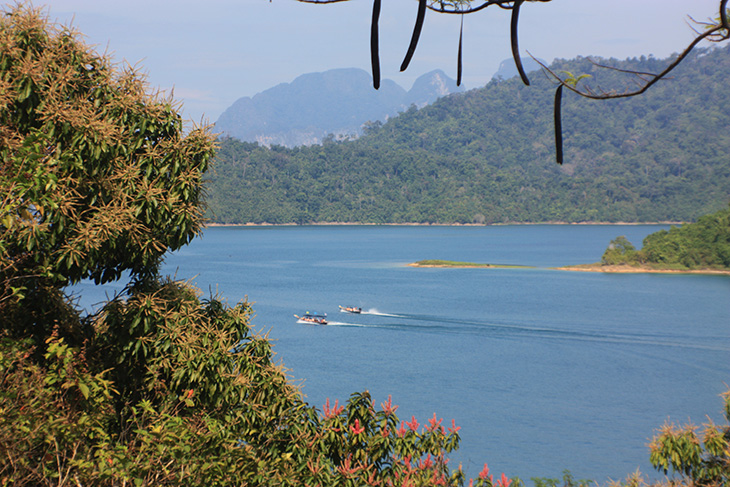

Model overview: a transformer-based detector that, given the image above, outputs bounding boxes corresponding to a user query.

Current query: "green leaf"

[78,381,90,399]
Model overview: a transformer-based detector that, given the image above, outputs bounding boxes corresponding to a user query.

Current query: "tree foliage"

[600,236,637,266]
[0,4,213,287]
[601,205,730,270]
[0,2,215,343]
[0,5,496,486]
[206,46,730,225]
[648,389,730,486]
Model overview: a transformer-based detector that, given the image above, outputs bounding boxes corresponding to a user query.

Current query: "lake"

[75,224,730,484]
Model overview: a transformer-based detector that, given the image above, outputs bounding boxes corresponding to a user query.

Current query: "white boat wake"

[362,308,402,317]
[326,321,369,327]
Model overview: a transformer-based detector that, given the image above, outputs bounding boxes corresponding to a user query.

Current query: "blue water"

[73,225,730,483]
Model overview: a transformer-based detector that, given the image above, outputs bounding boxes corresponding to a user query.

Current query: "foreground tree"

[0,5,484,486]
[0,1,214,345]
[648,389,730,486]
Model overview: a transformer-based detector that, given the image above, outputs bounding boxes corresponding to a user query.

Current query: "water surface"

[76,225,730,483]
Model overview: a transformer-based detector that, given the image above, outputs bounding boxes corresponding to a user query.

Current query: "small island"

[562,205,730,275]
[408,259,533,269]
[410,205,730,276]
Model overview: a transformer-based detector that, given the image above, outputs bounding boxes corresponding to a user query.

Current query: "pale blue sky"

[44,0,720,124]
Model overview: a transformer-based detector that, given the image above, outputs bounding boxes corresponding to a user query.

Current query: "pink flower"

[323,398,344,419]
[398,422,407,437]
[448,418,461,434]
[381,395,399,416]
[478,463,490,480]
[381,426,390,438]
[418,454,434,470]
[337,456,361,476]
[427,412,443,431]
[432,470,447,485]
[350,418,365,435]
[497,473,512,487]
[406,415,420,432]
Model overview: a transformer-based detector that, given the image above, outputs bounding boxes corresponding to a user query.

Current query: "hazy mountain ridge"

[492,56,547,80]
[206,46,730,225]
[214,68,464,147]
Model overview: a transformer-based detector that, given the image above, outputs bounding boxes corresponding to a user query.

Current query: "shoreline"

[406,262,536,269]
[407,261,730,275]
[204,221,684,228]
[555,264,730,275]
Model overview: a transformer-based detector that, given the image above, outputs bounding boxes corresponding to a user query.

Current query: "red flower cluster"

[322,398,344,419]
[479,463,491,481]
[337,456,362,477]
[405,415,420,432]
[418,454,434,470]
[497,472,513,487]
[427,412,443,432]
[381,395,399,416]
[350,418,365,435]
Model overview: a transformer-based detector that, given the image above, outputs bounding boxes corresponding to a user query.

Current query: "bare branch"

[538,23,728,100]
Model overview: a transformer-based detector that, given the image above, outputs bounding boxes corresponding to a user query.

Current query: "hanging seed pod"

[400,0,427,72]
[510,0,530,86]
[371,0,381,89]
[554,84,564,164]
[457,14,464,86]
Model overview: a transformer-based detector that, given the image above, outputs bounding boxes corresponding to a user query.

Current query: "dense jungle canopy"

[206,46,730,225]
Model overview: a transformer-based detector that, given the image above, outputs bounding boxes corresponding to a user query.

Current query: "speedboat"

[295,311,328,325]
[339,305,362,314]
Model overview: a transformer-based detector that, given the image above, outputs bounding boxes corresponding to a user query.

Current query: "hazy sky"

[44,0,720,124]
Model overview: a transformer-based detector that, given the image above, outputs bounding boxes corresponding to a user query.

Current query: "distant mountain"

[492,57,547,81]
[214,68,464,147]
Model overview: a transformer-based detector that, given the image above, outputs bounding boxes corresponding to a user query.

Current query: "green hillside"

[205,46,730,224]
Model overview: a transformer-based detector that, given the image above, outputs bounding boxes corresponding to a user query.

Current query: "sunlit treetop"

[0,4,216,287]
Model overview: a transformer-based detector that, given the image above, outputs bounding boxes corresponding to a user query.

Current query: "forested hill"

[205,46,730,225]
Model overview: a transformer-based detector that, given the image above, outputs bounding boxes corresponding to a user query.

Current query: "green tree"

[0,6,504,486]
[648,389,730,486]
[0,3,215,343]
[601,236,638,266]
[601,205,730,270]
